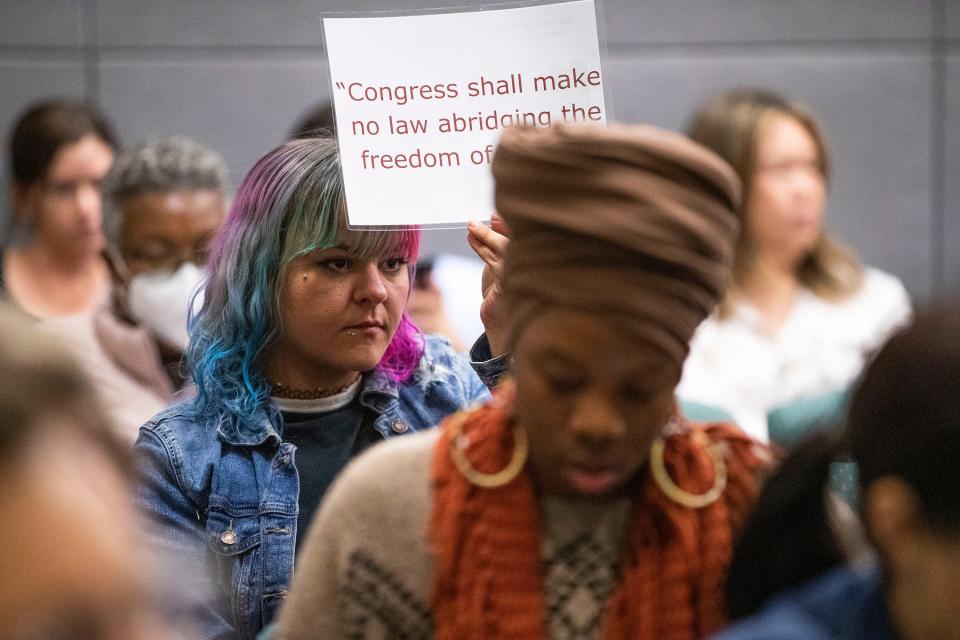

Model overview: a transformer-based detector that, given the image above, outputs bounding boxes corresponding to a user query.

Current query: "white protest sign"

[323,0,606,227]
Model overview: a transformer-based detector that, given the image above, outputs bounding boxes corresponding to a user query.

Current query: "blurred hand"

[466,213,510,356]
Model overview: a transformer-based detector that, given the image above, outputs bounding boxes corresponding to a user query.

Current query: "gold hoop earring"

[448,414,529,489]
[650,429,727,509]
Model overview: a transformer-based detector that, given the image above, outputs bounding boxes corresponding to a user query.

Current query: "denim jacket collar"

[215,405,281,448]
[215,370,400,447]
[358,368,401,413]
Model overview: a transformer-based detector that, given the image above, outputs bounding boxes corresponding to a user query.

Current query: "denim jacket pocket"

[205,502,262,640]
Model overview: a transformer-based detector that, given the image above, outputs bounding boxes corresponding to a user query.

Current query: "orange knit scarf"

[430,385,768,640]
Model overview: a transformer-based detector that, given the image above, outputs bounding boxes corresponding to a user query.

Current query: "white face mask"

[127,262,205,351]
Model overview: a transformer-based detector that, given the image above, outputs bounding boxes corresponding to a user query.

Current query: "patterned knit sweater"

[275,429,634,640]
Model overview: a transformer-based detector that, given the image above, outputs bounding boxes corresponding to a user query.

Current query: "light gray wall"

[2,0,956,300]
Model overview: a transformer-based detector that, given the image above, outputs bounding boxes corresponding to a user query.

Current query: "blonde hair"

[687,89,863,317]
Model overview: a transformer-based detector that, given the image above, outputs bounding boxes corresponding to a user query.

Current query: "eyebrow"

[530,347,581,368]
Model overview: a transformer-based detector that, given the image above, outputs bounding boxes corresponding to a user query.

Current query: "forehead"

[328,227,413,258]
[756,113,818,157]
[47,134,114,181]
[517,308,675,379]
[119,190,224,239]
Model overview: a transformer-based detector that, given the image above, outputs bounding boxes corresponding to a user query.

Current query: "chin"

[346,349,389,373]
[68,237,104,257]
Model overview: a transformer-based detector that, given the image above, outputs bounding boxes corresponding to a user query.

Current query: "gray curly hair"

[103,136,230,242]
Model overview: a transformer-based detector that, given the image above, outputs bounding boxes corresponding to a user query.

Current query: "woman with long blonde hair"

[677,89,910,442]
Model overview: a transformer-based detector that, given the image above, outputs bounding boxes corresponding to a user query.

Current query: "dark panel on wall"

[946,1,960,40]
[98,56,330,184]
[0,1,83,47]
[95,0,493,48]
[944,52,960,291]
[601,0,933,46]
[604,51,934,300]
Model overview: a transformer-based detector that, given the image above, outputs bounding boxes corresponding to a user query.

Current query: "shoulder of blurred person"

[836,265,911,342]
[273,428,440,639]
[711,565,896,640]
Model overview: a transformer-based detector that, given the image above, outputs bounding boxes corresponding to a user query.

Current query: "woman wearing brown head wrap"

[275,124,771,640]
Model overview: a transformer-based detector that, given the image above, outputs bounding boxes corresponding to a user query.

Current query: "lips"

[564,464,622,496]
[345,320,385,330]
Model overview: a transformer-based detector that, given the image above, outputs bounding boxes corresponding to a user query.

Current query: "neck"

[736,256,801,332]
[3,242,107,317]
[19,239,100,277]
[261,352,362,395]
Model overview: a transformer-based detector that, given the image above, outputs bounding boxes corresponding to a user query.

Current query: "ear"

[864,477,924,569]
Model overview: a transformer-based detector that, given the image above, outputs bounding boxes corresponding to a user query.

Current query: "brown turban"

[494,123,741,386]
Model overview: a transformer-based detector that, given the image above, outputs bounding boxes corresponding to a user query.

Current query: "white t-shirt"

[677,267,911,441]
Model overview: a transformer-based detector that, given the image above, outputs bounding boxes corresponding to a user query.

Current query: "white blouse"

[677,268,911,442]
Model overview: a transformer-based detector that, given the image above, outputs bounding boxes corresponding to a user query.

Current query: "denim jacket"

[134,335,507,640]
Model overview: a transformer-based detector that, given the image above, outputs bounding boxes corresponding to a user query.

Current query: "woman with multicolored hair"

[274,123,772,640]
[134,136,508,640]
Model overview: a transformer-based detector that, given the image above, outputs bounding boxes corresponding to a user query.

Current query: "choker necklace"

[269,373,361,400]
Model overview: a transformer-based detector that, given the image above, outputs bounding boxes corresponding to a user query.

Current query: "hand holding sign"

[467,214,511,356]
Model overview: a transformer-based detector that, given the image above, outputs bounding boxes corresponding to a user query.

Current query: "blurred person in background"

[1,98,117,317]
[289,100,334,139]
[408,253,486,353]
[678,89,910,443]
[713,301,960,640]
[104,135,229,367]
[30,136,229,441]
[134,135,508,640]
[0,304,180,640]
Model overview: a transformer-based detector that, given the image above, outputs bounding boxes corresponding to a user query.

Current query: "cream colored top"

[38,305,176,442]
[677,267,911,441]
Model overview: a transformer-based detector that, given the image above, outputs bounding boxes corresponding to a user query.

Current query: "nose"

[75,182,103,227]
[353,261,389,305]
[790,165,824,202]
[567,391,626,453]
